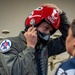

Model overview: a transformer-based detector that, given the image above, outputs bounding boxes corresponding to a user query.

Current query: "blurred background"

[0,0,75,75]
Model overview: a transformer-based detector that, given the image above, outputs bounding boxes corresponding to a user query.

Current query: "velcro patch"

[0,39,11,53]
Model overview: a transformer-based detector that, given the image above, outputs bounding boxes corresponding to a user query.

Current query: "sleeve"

[55,62,67,75]
[3,45,35,75]
[48,11,70,57]
[59,11,70,39]
[55,65,64,75]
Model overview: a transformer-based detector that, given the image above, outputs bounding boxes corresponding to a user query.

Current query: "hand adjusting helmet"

[25,6,60,44]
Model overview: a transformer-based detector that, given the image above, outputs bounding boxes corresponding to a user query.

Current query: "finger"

[32,30,37,35]
[30,27,37,33]
[41,4,56,8]
[27,27,33,32]
[41,4,53,6]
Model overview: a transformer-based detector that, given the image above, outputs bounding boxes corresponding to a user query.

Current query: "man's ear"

[72,39,75,47]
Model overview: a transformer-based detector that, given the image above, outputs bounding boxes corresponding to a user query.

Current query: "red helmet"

[25,6,60,29]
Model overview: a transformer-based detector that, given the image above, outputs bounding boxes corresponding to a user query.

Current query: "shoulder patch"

[0,39,11,53]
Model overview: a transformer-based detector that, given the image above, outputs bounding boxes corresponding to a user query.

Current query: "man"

[55,19,75,75]
[0,4,70,75]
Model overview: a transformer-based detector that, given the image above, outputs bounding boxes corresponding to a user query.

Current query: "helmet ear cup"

[25,6,60,30]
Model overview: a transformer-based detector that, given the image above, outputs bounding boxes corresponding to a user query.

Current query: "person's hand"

[41,3,62,15]
[24,27,37,48]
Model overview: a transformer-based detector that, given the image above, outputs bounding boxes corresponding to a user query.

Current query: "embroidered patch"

[0,39,11,53]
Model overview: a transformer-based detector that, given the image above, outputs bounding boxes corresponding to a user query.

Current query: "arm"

[3,45,35,75]
[47,8,70,57]
[59,11,70,39]
[1,27,37,75]
[42,3,70,57]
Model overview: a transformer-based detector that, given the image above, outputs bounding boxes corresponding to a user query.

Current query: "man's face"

[37,22,53,34]
[36,21,53,44]
[66,28,75,56]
